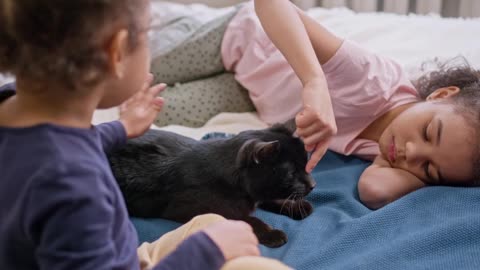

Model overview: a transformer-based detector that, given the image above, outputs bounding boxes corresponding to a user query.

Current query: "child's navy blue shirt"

[0,83,224,270]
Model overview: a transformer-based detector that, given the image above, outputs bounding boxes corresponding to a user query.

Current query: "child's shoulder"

[0,124,111,191]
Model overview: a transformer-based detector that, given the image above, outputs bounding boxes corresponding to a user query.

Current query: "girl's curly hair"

[0,0,146,90]
[415,57,480,186]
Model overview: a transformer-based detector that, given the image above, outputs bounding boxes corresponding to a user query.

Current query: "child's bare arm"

[358,156,426,209]
[254,0,324,85]
[292,5,343,65]
[255,0,342,172]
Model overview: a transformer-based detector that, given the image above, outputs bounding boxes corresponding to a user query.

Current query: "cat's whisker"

[299,199,306,219]
[280,194,293,215]
[290,194,298,218]
[292,194,306,219]
[295,194,303,218]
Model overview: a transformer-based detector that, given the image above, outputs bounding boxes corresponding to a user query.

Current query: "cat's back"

[108,129,196,174]
[132,129,196,153]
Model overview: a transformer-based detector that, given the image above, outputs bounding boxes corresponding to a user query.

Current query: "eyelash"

[423,124,429,142]
[423,162,431,181]
[422,123,432,180]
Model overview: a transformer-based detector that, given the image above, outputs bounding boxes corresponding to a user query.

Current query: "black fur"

[108,125,315,248]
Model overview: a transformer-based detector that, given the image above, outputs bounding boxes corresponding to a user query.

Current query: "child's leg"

[153,73,254,128]
[220,2,304,125]
[150,9,239,85]
[137,214,225,270]
[222,257,293,270]
[137,214,293,270]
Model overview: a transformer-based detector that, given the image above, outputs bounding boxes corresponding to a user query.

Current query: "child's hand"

[296,78,337,173]
[119,74,166,139]
[203,220,260,260]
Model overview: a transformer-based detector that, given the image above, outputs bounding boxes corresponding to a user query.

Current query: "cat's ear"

[236,139,280,166]
[281,118,297,134]
[270,121,295,136]
[252,140,280,164]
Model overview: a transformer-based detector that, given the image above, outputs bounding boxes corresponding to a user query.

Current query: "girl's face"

[378,100,474,186]
[99,2,152,108]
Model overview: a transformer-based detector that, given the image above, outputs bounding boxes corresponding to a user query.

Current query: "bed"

[123,2,480,269]
[5,0,480,269]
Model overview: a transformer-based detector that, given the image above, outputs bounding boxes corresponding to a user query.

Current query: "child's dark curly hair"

[0,0,146,90]
[415,57,480,186]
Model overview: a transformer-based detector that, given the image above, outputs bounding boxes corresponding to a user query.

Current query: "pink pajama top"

[221,3,420,160]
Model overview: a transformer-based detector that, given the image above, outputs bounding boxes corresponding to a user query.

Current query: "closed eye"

[423,122,429,142]
[422,123,434,183]
[423,162,432,182]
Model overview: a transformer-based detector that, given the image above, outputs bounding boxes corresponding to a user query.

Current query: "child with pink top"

[222,1,480,209]
[151,0,480,209]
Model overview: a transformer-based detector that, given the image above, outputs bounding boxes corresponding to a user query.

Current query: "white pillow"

[308,7,480,80]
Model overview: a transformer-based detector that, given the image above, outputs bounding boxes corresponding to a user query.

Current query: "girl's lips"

[388,136,396,163]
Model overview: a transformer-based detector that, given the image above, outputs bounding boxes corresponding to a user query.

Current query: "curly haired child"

[0,1,291,269]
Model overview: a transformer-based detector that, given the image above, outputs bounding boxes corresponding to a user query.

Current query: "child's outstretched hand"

[203,220,260,260]
[119,74,166,139]
[296,79,337,173]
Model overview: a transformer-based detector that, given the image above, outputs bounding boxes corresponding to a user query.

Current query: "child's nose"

[405,141,430,163]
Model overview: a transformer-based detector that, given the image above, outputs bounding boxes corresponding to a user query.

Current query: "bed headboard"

[164,0,480,17]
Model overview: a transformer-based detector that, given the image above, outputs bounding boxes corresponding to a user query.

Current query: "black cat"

[108,125,315,248]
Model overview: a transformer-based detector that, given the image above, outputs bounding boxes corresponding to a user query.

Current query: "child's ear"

[426,86,460,101]
[106,29,129,79]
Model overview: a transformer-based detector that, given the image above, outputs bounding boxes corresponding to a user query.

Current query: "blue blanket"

[131,138,480,269]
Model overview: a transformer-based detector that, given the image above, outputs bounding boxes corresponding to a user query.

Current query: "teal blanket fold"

[131,144,480,269]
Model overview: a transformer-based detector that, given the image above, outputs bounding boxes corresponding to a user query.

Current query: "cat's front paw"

[260,229,288,248]
[290,200,313,220]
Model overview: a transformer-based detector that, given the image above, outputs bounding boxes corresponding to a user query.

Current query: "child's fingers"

[151,97,164,111]
[119,96,135,112]
[304,144,315,152]
[302,129,331,146]
[147,83,167,98]
[235,221,254,233]
[139,73,155,95]
[145,73,154,88]
[295,106,318,128]
[306,143,328,173]
[246,245,261,257]
[295,122,320,138]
